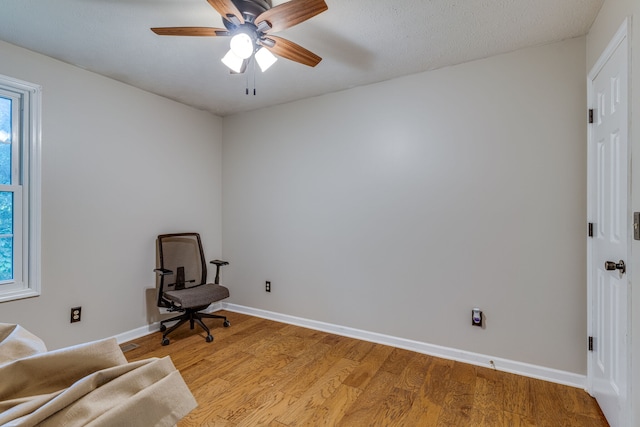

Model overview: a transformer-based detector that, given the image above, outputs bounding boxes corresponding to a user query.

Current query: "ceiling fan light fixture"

[255,47,277,72]
[222,49,245,73]
[151,0,328,77]
[229,32,254,59]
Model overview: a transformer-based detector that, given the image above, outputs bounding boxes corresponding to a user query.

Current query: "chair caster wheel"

[223,320,231,327]
[206,335,214,343]
[161,338,170,346]
[160,324,167,332]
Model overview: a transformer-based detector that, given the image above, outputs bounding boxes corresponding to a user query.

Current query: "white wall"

[0,41,223,349]
[0,32,592,380]
[223,37,587,373]
[587,1,640,424]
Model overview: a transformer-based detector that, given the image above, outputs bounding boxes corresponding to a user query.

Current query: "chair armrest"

[209,260,228,285]
[154,268,173,276]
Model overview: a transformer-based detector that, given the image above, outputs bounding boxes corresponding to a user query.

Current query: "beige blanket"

[0,324,197,426]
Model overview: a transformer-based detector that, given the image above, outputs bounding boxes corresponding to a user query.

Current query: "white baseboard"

[221,303,587,390]
[114,302,585,389]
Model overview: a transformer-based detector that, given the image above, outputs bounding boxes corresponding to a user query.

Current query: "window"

[0,74,41,302]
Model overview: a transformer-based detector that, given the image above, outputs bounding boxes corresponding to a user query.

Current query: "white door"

[587,21,629,427]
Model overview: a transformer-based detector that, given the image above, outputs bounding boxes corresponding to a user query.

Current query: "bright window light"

[0,75,42,303]
[255,47,278,72]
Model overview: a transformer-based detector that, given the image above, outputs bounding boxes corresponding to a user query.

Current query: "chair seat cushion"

[164,284,229,309]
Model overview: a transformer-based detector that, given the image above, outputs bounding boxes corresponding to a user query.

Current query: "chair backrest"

[157,233,207,291]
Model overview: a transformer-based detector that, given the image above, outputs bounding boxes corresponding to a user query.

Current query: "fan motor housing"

[227,0,272,25]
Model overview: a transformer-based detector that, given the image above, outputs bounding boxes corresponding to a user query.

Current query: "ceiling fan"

[151,0,328,73]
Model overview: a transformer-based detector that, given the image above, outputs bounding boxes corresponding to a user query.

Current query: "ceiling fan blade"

[151,27,230,37]
[206,0,244,24]
[256,0,327,33]
[263,36,322,67]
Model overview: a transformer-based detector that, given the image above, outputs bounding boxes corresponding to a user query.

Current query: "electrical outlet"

[265,281,271,292]
[70,306,82,323]
[472,308,482,327]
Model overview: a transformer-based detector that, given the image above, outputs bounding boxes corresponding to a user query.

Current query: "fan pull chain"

[244,58,257,96]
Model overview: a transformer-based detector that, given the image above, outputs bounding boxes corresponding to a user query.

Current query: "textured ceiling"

[0,0,603,117]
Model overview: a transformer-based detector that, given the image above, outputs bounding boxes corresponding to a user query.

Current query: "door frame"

[586,17,631,425]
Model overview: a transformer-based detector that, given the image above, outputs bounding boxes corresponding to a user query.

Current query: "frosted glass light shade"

[255,47,278,72]
[221,50,244,73]
[229,33,253,59]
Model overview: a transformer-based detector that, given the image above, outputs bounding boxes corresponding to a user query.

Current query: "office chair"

[154,233,230,346]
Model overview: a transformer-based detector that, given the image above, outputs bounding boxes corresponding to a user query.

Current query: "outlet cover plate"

[70,306,82,323]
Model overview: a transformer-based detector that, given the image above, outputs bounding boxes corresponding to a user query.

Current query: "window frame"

[0,74,41,303]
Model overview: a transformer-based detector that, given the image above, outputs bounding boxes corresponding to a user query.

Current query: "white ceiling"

[0,0,603,117]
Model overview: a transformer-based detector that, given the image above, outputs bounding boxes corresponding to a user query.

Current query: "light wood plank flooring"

[122,311,608,426]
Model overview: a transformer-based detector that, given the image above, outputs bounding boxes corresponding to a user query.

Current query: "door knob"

[604,260,626,274]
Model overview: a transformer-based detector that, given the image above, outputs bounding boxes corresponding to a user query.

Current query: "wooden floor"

[123,311,608,426]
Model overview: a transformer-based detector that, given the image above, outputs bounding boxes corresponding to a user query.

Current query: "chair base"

[159,309,230,345]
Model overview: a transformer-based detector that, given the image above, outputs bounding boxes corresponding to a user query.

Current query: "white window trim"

[0,73,41,303]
